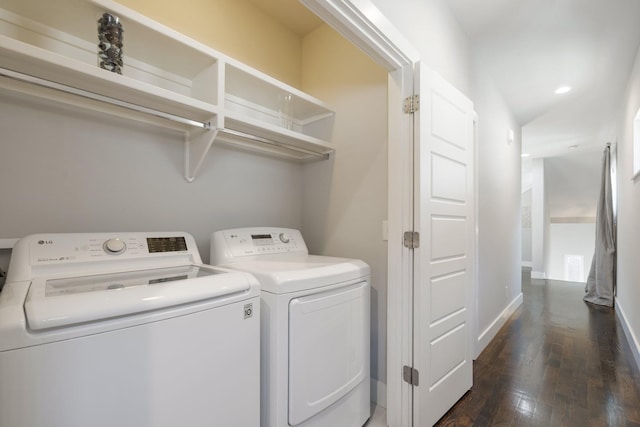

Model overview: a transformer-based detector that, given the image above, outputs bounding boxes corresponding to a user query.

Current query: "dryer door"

[288,280,369,426]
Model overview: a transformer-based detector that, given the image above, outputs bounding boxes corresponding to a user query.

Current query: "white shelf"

[224,112,334,159]
[224,62,335,144]
[0,36,219,123]
[0,0,335,181]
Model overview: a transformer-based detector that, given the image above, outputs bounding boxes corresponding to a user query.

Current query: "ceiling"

[445,0,640,214]
[262,0,640,160]
[446,0,640,159]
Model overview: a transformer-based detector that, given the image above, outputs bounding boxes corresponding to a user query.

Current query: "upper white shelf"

[0,0,220,122]
[0,0,335,180]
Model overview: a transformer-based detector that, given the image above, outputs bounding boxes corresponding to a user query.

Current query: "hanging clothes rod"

[218,128,331,160]
[0,67,211,130]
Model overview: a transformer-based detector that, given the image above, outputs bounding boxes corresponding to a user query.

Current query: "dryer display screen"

[147,237,188,253]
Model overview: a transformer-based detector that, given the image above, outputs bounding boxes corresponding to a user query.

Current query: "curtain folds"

[584,144,616,307]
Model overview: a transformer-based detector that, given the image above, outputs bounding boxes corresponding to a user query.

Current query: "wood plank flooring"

[436,271,640,427]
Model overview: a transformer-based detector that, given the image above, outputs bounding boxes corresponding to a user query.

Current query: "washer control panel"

[103,238,127,254]
[212,228,308,260]
[26,233,194,266]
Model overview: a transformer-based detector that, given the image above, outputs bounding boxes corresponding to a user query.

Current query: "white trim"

[370,378,388,409]
[521,261,533,268]
[473,113,480,359]
[615,298,640,372]
[476,293,523,357]
[385,65,415,427]
[300,0,418,71]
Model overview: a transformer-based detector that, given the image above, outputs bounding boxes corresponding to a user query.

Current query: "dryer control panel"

[211,228,308,260]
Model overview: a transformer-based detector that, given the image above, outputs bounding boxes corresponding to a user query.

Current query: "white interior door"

[413,63,475,426]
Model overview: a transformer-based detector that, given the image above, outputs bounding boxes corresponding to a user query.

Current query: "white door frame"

[300,1,418,425]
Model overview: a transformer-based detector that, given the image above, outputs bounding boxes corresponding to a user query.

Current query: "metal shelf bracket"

[185,126,219,182]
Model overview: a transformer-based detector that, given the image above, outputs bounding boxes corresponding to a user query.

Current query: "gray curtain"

[584,144,615,307]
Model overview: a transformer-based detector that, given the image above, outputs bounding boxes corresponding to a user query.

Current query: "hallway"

[437,271,640,426]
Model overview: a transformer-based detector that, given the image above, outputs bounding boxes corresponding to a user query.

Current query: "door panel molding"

[414,65,475,427]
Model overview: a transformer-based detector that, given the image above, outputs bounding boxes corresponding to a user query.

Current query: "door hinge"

[403,94,420,113]
[403,231,420,249]
[403,365,419,386]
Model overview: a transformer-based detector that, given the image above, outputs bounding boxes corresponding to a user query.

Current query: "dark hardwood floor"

[436,270,640,427]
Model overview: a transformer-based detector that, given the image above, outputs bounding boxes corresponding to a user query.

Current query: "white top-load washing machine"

[0,232,260,427]
[210,227,371,427]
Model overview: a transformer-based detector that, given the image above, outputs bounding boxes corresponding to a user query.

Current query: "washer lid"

[220,255,370,294]
[24,265,253,330]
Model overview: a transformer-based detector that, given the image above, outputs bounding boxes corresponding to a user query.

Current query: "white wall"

[544,153,601,218]
[547,223,595,282]
[522,188,532,264]
[0,92,303,265]
[531,158,548,278]
[371,0,471,95]
[616,44,640,369]
[471,58,523,354]
[300,24,389,393]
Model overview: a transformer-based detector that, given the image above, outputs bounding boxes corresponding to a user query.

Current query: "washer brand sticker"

[244,303,253,319]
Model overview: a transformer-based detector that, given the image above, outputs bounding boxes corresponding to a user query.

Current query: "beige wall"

[118,0,303,87]
[300,24,388,388]
[123,0,391,389]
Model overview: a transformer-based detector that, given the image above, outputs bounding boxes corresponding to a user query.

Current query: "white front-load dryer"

[211,227,371,427]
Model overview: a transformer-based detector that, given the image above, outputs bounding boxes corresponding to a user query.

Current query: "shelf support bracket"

[185,125,218,182]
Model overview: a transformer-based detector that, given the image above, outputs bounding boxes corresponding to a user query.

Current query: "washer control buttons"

[103,238,126,255]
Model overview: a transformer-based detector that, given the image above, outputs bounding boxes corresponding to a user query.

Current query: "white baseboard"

[370,378,387,408]
[615,298,640,373]
[531,271,545,279]
[476,293,523,358]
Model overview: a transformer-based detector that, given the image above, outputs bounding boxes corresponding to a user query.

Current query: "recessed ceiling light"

[521,153,530,157]
[555,86,572,94]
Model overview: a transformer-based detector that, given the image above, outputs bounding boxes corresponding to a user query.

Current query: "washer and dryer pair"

[211,227,371,427]
[0,228,370,427]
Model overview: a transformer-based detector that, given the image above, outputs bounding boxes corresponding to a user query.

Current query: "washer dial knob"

[103,238,126,254]
[279,233,290,244]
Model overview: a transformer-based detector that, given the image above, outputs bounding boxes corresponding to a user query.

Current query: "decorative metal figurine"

[98,13,123,74]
